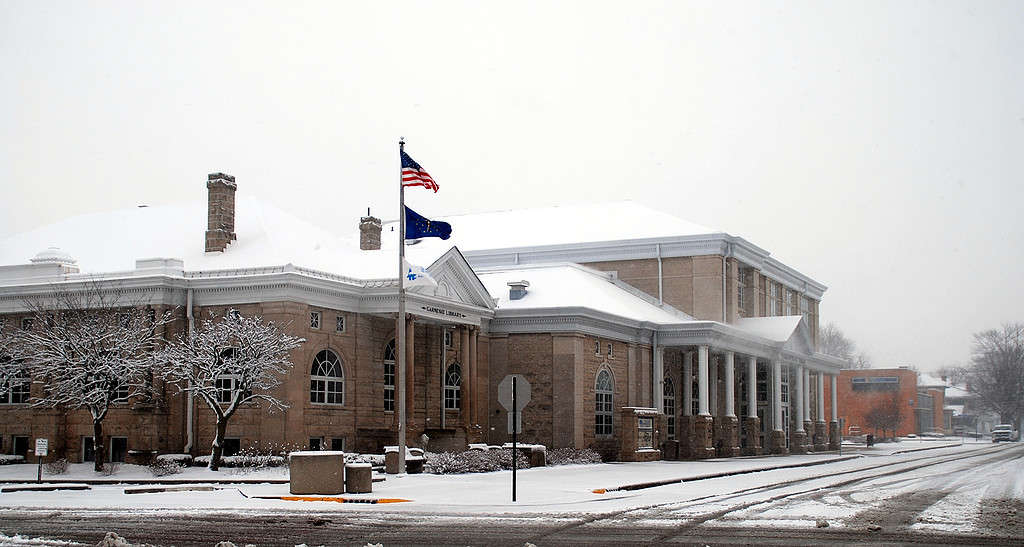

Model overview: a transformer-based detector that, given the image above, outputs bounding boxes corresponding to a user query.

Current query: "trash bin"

[866,434,874,447]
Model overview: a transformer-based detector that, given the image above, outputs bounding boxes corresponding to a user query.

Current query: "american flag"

[401,150,439,192]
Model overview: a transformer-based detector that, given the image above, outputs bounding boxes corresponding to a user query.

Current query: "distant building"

[0,173,846,462]
[838,368,951,437]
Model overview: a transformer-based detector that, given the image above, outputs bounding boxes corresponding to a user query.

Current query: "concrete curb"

[1,484,91,493]
[594,455,862,493]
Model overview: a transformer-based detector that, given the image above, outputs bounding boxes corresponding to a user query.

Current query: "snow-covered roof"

[383,200,720,256]
[734,316,804,342]
[477,264,693,325]
[946,404,965,417]
[945,385,972,398]
[0,198,422,280]
[917,373,947,388]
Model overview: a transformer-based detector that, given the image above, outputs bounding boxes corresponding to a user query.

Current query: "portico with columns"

[654,316,845,460]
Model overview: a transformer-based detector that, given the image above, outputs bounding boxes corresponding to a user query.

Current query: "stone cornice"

[462,233,827,299]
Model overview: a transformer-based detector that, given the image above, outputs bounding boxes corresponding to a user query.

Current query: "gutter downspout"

[184,288,195,454]
[656,244,663,305]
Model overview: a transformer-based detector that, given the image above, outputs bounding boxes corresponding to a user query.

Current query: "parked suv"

[991,424,1018,442]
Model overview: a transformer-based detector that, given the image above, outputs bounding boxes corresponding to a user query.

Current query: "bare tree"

[11,284,175,471]
[160,311,303,470]
[936,364,969,386]
[819,322,872,368]
[863,392,904,440]
[965,323,1024,429]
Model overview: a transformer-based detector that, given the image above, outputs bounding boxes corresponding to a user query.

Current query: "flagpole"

[397,138,407,474]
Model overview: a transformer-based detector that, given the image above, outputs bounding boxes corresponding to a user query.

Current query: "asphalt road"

[1,445,1022,546]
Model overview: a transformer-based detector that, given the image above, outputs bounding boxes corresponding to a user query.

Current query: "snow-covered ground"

[1,441,1020,544]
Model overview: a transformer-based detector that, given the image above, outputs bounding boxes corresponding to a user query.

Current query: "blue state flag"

[405,207,452,240]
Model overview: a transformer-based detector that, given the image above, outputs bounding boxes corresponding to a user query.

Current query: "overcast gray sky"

[2,1,1022,371]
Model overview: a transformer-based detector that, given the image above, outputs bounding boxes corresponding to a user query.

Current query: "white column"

[724,351,735,418]
[830,374,838,422]
[747,356,757,418]
[772,359,783,431]
[654,346,665,413]
[794,364,805,431]
[698,345,710,416]
[816,371,825,421]
[804,367,812,421]
[710,355,719,416]
[683,352,693,416]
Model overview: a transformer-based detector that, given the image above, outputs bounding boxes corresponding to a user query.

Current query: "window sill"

[310,402,346,407]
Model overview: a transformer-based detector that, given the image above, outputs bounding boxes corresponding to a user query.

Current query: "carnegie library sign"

[419,305,468,320]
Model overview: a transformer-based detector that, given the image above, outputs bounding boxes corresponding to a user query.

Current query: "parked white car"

[991,424,1019,442]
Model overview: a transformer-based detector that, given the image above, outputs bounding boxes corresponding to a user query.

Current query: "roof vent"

[507,280,530,300]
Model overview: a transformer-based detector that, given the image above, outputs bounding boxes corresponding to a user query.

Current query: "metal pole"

[397,138,407,474]
[512,375,517,502]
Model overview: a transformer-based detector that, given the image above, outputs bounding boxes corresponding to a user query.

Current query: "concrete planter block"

[289,451,345,495]
[529,446,546,467]
[406,456,424,474]
[126,450,157,466]
[345,463,372,494]
[384,450,399,474]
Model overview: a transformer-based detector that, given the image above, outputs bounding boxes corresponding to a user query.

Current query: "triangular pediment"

[783,316,815,356]
[406,246,495,310]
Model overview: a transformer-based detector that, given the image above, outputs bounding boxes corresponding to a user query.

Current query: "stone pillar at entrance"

[829,374,840,450]
[719,351,739,457]
[692,345,715,459]
[742,355,761,456]
[768,359,788,455]
[814,371,827,451]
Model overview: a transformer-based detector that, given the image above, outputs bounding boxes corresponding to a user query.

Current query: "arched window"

[383,340,396,411]
[444,363,462,410]
[595,369,613,436]
[664,377,675,439]
[310,349,344,405]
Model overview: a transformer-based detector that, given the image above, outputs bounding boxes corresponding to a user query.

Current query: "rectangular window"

[383,361,395,412]
[215,375,243,403]
[330,438,345,451]
[443,330,452,347]
[737,268,748,317]
[756,364,768,403]
[768,283,778,316]
[595,340,601,355]
[800,297,810,320]
[309,437,323,451]
[785,290,794,315]
[82,436,94,462]
[851,376,900,391]
[21,318,33,331]
[0,373,30,404]
[595,393,613,436]
[607,343,613,358]
[335,315,345,333]
[309,311,321,330]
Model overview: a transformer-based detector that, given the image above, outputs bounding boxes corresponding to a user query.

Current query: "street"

[1,443,1021,546]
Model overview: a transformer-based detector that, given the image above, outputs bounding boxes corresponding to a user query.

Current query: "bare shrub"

[546,447,603,466]
[43,458,69,475]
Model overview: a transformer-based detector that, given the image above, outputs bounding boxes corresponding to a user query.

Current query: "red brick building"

[0,174,846,463]
[837,368,949,437]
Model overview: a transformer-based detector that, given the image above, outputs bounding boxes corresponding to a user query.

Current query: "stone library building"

[0,173,846,463]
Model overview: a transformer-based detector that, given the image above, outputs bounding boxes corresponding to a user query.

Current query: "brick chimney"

[359,209,382,251]
[205,172,237,253]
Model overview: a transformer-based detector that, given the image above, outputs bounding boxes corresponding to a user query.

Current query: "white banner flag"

[402,259,438,288]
